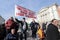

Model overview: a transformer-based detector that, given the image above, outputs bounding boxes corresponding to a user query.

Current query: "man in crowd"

[6,28,18,40]
[42,23,46,31]
[30,19,39,38]
[46,19,60,40]
[5,17,19,34]
[15,18,28,40]
[5,17,14,34]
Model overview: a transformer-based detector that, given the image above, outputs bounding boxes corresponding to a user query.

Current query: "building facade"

[0,16,5,24]
[37,4,60,23]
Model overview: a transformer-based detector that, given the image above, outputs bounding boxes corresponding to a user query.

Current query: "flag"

[26,13,36,18]
[15,5,36,18]
[26,10,36,18]
[15,5,26,16]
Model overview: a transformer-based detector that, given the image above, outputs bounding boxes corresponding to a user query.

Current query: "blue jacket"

[6,33,18,40]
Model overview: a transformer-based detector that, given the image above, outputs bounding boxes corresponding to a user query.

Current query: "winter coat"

[15,18,28,32]
[30,22,39,32]
[46,23,60,40]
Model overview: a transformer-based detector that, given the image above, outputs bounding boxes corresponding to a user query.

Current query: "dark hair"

[51,19,57,22]
[23,18,25,20]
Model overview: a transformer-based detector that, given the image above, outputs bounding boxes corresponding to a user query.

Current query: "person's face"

[57,20,60,25]
[11,29,15,34]
[53,20,58,26]
[32,19,35,23]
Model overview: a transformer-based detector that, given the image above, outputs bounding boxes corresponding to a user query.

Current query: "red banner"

[15,5,36,18]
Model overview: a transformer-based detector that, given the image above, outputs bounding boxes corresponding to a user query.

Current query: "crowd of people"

[0,17,60,40]
[0,17,40,40]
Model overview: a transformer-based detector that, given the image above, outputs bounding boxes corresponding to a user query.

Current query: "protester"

[46,19,60,40]
[15,18,28,40]
[37,26,45,40]
[5,17,19,34]
[42,23,46,31]
[5,28,18,40]
[5,17,14,34]
[30,19,39,38]
[42,23,47,37]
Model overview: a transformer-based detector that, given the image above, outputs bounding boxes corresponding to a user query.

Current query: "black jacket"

[30,22,39,31]
[46,23,59,40]
[15,18,28,32]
